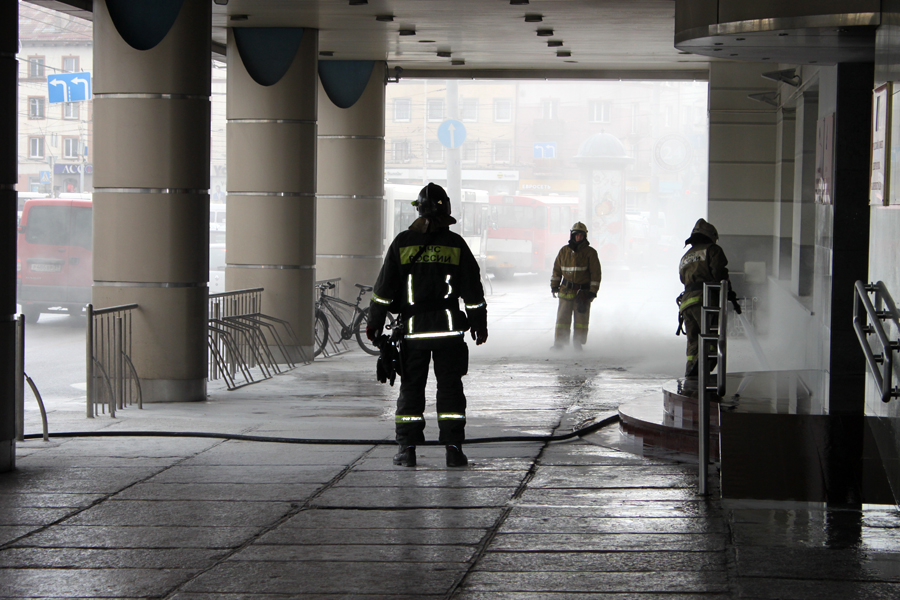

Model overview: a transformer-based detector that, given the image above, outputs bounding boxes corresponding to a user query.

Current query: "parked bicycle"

[314,281,396,357]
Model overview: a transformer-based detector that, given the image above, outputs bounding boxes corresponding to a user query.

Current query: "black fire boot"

[393,446,416,467]
[446,445,468,467]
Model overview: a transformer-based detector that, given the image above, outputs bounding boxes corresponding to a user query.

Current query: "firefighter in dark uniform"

[550,222,602,350]
[678,218,741,379]
[366,183,488,468]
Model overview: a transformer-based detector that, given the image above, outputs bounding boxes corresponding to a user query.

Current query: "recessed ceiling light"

[510,0,529,5]
[418,40,436,43]
[437,51,452,58]
[537,29,553,37]
[319,51,334,57]
[564,60,578,63]
[547,40,563,47]
[399,29,416,36]
[452,59,465,66]
[714,42,723,46]
[778,32,789,36]
[230,14,248,21]
[375,14,394,22]
[524,14,542,22]
[349,0,367,5]
[557,50,571,57]
[736,37,745,41]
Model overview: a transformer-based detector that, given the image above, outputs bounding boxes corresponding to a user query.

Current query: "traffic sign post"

[47,72,92,103]
[437,119,467,149]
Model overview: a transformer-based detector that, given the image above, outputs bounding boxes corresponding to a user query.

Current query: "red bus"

[485,194,579,278]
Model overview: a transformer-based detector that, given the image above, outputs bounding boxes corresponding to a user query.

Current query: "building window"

[493,99,512,122]
[62,56,79,73]
[63,102,80,120]
[541,99,559,119]
[426,98,444,122]
[461,140,478,163]
[393,98,411,122]
[426,141,444,163]
[28,56,45,78]
[29,137,44,159]
[63,137,80,159]
[461,98,479,122]
[492,140,512,164]
[29,97,45,119]
[589,100,611,123]
[391,139,411,163]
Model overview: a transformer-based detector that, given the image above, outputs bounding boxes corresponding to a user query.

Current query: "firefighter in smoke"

[677,218,741,379]
[550,222,602,350]
[367,183,488,468]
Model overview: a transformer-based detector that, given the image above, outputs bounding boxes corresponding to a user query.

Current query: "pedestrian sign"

[437,119,466,149]
[39,171,51,184]
[47,72,92,103]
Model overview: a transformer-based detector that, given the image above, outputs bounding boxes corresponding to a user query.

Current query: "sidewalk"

[2,276,899,598]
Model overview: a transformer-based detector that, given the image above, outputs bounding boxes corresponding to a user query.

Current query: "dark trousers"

[395,339,469,448]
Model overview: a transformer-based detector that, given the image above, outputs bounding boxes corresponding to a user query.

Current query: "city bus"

[485,194,579,278]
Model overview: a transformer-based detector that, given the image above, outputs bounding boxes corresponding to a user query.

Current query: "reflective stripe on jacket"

[678,242,729,313]
[550,240,601,295]
[369,220,486,342]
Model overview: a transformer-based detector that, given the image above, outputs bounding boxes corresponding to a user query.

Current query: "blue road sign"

[437,119,466,149]
[39,171,51,184]
[534,142,557,158]
[47,72,92,103]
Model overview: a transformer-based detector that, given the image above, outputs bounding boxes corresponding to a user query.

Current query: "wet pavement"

[2,273,900,598]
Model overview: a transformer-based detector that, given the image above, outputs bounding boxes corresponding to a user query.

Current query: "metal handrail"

[86,303,141,418]
[698,279,729,496]
[853,281,900,403]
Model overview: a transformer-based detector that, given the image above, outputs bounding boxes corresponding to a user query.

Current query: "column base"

[140,378,207,403]
[0,439,15,472]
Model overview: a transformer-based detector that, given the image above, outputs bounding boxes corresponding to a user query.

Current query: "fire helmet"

[412,183,451,217]
[570,222,588,236]
[690,218,718,242]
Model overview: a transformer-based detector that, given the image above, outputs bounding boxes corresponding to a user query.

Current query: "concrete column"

[0,1,17,471]
[316,61,385,300]
[227,28,318,355]
[707,62,778,276]
[791,92,818,297]
[92,0,210,402]
[772,106,795,281]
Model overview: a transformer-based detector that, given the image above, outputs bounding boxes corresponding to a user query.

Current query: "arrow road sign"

[438,119,467,149]
[47,72,92,103]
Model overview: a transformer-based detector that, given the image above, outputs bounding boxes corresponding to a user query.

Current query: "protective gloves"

[727,289,742,315]
[551,286,559,298]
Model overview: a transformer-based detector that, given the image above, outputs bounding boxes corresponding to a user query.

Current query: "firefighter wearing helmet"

[677,218,741,379]
[367,182,488,468]
[550,222,602,350]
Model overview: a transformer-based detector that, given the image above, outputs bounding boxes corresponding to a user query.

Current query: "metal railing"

[86,303,142,418]
[853,281,900,403]
[208,288,308,390]
[698,280,729,496]
[15,315,48,442]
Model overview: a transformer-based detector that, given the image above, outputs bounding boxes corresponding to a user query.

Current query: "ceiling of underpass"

[25,0,713,80]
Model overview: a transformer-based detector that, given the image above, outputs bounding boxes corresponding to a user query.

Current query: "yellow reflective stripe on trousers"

[396,415,425,423]
[686,354,696,361]
[405,330,465,340]
[680,294,701,311]
[438,413,466,421]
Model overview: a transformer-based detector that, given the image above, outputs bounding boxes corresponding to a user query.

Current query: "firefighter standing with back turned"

[366,183,488,468]
[678,218,741,379]
[550,222,602,350]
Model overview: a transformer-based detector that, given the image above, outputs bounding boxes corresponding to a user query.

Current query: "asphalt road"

[19,310,88,414]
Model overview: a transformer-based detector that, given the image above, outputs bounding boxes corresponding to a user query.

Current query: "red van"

[17,196,92,323]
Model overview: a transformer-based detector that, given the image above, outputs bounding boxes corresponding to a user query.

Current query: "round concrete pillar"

[0,0,17,470]
[226,28,318,356]
[93,0,211,402]
[316,61,385,302]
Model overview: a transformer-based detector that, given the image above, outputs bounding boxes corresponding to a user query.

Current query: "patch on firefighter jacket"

[400,245,461,265]
[679,248,707,271]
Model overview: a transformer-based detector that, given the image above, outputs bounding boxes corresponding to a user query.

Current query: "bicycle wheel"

[313,309,329,357]
[355,307,396,356]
